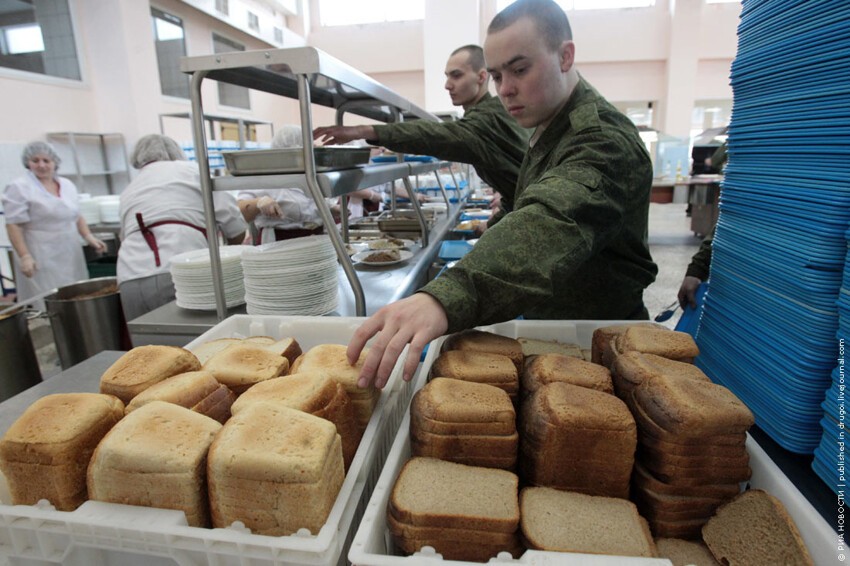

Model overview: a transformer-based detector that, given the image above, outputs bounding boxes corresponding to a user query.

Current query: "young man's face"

[484,17,573,129]
[444,52,484,107]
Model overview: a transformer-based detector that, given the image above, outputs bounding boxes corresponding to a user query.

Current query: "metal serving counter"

[128,204,465,347]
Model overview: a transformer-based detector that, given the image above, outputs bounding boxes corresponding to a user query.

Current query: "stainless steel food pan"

[223,147,371,175]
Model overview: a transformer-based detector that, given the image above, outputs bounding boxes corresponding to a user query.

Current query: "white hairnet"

[271,125,303,149]
[131,134,186,169]
[21,141,61,169]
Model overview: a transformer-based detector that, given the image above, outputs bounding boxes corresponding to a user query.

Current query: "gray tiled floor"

[27,203,702,376]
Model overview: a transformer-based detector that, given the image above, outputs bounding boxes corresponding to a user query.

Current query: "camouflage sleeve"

[422,129,641,332]
[373,111,507,169]
[685,231,714,280]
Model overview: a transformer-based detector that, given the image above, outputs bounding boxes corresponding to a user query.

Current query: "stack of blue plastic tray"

[812,230,850,494]
[693,0,850,455]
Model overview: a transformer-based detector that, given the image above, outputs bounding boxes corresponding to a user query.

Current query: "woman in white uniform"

[117,135,246,321]
[2,141,106,306]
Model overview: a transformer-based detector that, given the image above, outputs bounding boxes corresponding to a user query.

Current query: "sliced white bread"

[203,344,289,395]
[100,345,201,403]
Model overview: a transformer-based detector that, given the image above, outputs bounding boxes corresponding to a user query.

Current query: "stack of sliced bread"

[701,489,814,566]
[410,378,517,470]
[430,350,519,401]
[124,370,235,424]
[191,336,302,366]
[290,344,379,435]
[0,393,124,511]
[615,354,754,538]
[520,487,658,557]
[516,336,585,360]
[590,322,671,368]
[388,457,523,562]
[521,353,614,396]
[654,537,719,565]
[100,345,201,403]
[519,382,636,498]
[87,401,221,527]
[231,372,360,470]
[207,403,344,536]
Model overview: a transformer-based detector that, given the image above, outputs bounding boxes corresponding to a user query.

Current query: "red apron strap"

[135,213,208,268]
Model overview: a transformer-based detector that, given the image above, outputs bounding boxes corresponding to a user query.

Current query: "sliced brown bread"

[702,489,814,566]
[388,457,519,533]
[441,329,524,372]
[631,399,748,446]
[617,327,700,362]
[522,353,613,395]
[632,462,741,500]
[591,323,669,365]
[633,372,754,437]
[519,383,635,498]
[100,345,201,403]
[429,350,519,398]
[637,443,750,470]
[648,516,709,540]
[411,377,516,435]
[520,487,657,557]
[639,430,750,458]
[633,486,727,520]
[517,337,583,359]
[612,351,711,402]
[655,537,720,566]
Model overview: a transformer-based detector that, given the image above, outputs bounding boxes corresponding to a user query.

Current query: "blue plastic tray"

[438,240,474,261]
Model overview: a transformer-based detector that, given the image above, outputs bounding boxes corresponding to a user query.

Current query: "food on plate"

[363,249,401,263]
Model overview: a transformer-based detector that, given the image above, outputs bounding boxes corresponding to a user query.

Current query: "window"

[213,34,250,109]
[497,0,654,10]
[152,8,189,98]
[0,0,80,80]
[319,0,425,27]
[247,11,259,31]
[274,27,284,44]
[216,0,230,15]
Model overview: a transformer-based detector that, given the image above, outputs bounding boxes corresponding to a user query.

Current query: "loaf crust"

[100,345,201,403]
[441,329,524,372]
[522,353,613,395]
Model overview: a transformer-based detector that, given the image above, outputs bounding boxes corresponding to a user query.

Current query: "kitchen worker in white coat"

[117,134,246,321]
[2,141,106,307]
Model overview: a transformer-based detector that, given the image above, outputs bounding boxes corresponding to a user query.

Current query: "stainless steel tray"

[223,147,371,175]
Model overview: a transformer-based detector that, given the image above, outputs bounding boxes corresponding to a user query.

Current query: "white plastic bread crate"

[0,315,419,566]
[348,320,837,566]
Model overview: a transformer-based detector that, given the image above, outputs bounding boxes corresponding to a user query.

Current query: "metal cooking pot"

[0,306,42,401]
[44,277,130,369]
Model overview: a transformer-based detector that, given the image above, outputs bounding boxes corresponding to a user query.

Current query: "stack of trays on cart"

[240,235,339,315]
[812,226,850,493]
[693,0,850,455]
[171,246,248,310]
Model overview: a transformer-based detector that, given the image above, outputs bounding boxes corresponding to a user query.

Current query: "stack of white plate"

[78,197,101,225]
[170,246,248,310]
[241,235,339,315]
[94,195,121,223]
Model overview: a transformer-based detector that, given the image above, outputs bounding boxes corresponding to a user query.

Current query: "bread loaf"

[87,401,221,527]
[517,337,583,359]
[442,329,524,372]
[207,403,344,536]
[232,372,360,469]
[0,393,124,511]
[591,323,669,365]
[430,350,519,399]
[124,370,219,413]
[100,345,201,403]
[522,353,613,395]
[617,327,700,362]
[203,344,289,395]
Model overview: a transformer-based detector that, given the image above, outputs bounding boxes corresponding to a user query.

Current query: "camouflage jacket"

[371,93,530,197]
[686,230,714,281]
[421,78,658,331]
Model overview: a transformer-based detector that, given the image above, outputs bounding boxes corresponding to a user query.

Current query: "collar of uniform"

[529,77,599,154]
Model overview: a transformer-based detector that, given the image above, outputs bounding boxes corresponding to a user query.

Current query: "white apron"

[3,172,88,303]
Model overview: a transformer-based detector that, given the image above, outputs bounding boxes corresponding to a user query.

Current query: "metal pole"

[189,70,228,321]
[297,75,367,316]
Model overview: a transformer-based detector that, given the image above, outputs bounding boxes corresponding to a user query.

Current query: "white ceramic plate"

[367,238,415,250]
[352,249,414,266]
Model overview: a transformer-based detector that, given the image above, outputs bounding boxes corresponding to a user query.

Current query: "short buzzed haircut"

[488,0,572,52]
[450,44,486,72]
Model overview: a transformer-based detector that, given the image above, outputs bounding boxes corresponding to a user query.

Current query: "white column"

[659,0,701,139]
[422,0,480,114]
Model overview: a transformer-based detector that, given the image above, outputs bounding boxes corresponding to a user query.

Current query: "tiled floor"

[18,202,702,378]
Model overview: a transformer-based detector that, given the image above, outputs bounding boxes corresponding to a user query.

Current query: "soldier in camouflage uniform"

[348,0,658,389]
[313,44,530,199]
